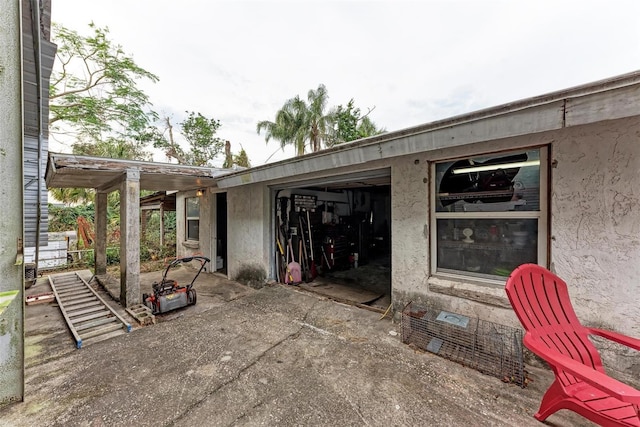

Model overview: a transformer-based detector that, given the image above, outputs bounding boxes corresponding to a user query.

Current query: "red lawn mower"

[142,256,210,315]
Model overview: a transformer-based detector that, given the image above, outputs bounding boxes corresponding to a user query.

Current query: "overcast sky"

[51,0,640,166]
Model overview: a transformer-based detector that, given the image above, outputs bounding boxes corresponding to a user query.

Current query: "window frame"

[429,146,548,284]
[185,196,200,242]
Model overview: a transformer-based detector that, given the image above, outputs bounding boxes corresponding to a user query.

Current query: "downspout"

[30,0,43,274]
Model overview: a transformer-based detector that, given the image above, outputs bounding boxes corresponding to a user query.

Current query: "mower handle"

[162,256,211,286]
[174,256,210,264]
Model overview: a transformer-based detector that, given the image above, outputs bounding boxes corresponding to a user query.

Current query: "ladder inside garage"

[49,272,132,348]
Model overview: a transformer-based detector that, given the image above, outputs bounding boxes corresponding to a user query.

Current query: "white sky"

[51,0,640,166]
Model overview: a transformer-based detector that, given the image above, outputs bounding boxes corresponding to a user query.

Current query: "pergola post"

[119,169,140,307]
[94,191,108,276]
[159,203,165,247]
[140,210,148,244]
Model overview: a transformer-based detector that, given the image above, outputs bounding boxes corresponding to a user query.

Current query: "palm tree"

[49,187,121,208]
[257,84,334,156]
[49,187,95,206]
[306,84,332,152]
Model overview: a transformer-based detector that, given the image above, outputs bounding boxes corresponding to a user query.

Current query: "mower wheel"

[188,288,197,306]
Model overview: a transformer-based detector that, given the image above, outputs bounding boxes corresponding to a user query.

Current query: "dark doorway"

[216,192,228,273]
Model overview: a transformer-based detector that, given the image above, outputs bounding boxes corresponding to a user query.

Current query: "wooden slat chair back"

[505,264,640,426]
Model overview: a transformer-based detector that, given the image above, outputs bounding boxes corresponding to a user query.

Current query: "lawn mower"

[142,256,210,315]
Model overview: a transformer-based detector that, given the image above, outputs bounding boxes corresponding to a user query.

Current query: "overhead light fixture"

[452,160,540,175]
[196,189,205,197]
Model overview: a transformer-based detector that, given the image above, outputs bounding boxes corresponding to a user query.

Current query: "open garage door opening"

[273,169,391,311]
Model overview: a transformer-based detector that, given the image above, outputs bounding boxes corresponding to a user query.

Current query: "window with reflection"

[432,148,547,281]
[186,197,200,241]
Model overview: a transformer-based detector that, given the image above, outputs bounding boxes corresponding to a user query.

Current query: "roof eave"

[217,70,640,189]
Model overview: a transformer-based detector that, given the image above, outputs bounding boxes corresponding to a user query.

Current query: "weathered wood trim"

[96,171,126,193]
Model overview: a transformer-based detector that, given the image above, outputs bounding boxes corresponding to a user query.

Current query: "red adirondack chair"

[505,264,640,426]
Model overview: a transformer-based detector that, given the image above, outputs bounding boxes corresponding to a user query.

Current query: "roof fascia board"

[566,84,640,126]
[269,168,391,190]
[217,74,640,189]
[217,101,563,189]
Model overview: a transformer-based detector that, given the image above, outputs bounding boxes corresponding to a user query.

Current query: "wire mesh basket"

[401,302,525,386]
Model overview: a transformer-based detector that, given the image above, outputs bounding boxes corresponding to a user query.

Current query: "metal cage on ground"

[401,302,525,386]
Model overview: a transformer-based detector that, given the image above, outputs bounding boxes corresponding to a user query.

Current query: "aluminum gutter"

[216,69,640,189]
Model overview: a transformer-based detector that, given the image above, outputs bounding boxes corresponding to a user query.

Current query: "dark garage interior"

[273,170,391,310]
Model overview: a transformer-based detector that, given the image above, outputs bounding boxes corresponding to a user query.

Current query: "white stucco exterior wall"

[386,117,639,381]
[389,155,430,305]
[390,118,639,332]
[226,183,271,280]
[388,150,524,326]
[176,112,640,379]
[551,117,640,337]
[176,190,214,262]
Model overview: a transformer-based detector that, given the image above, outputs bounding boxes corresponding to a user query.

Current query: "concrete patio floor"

[0,268,591,426]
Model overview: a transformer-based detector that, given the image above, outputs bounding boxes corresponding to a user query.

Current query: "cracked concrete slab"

[1,271,591,426]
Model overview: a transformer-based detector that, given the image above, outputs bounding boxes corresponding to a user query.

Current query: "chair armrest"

[587,327,640,351]
[524,335,640,404]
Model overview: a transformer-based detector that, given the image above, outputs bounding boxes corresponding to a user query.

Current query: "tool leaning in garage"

[142,256,210,315]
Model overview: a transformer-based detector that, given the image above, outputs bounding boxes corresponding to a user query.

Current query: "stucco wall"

[390,118,640,326]
[0,0,24,405]
[176,190,214,263]
[226,183,270,280]
[389,141,538,327]
[388,151,524,326]
[387,117,639,381]
[180,115,640,379]
[551,117,640,336]
[389,155,430,304]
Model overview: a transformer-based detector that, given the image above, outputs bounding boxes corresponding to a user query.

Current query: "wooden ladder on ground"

[49,272,132,348]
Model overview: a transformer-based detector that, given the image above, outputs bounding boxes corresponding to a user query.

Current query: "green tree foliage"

[257,85,384,155]
[152,112,225,167]
[72,137,150,160]
[49,187,94,206]
[142,211,177,260]
[306,84,332,152]
[48,203,95,232]
[49,176,124,207]
[257,84,334,156]
[329,99,385,146]
[233,147,251,168]
[50,23,159,158]
[222,140,251,168]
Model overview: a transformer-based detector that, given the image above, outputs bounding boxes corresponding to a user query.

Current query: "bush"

[235,263,267,289]
[48,203,95,232]
[106,247,120,265]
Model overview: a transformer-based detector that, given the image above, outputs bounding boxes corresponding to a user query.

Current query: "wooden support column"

[159,203,165,247]
[140,210,148,243]
[94,191,108,276]
[119,169,140,307]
